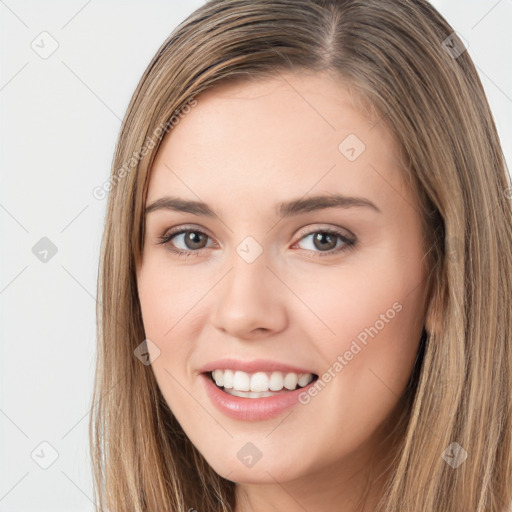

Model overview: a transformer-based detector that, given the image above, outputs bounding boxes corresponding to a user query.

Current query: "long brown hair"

[90,1,512,510]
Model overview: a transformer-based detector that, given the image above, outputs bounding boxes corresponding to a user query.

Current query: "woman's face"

[136,71,429,495]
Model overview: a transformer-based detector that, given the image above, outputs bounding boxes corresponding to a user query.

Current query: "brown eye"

[295,228,356,257]
[180,231,208,250]
[157,228,214,256]
[311,232,338,251]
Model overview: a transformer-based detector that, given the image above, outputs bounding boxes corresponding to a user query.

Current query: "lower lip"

[200,372,317,421]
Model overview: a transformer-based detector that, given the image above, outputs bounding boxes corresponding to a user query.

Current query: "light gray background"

[1,1,511,510]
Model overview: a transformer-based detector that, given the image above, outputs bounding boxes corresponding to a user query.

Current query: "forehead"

[146,71,410,214]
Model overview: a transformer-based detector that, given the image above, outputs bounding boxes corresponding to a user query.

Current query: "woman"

[90,1,512,510]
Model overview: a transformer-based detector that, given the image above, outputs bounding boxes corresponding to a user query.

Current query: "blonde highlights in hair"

[90,1,512,510]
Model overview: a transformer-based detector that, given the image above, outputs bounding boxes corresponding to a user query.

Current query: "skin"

[136,70,432,512]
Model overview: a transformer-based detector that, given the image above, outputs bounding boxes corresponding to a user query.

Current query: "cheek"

[287,266,424,447]
[293,257,415,335]
[136,260,198,392]
[291,254,425,389]
[137,261,201,415]
[137,256,205,340]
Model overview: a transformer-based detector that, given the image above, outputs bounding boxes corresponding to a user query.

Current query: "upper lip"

[199,358,317,375]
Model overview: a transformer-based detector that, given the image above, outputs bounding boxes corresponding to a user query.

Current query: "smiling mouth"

[206,370,319,398]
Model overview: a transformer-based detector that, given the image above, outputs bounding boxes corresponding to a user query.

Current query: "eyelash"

[156,226,356,259]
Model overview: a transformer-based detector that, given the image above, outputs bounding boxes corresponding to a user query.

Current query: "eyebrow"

[145,193,381,217]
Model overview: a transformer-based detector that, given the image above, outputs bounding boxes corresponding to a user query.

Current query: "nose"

[210,250,288,339]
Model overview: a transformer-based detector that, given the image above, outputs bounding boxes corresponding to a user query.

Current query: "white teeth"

[250,371,270,392]
[210,369,315,392]
[223,369,234,389]
[233,371,250,391]
[269,372,284,391]
[212,369,224,387]
[284,372,298,390]
[298,373,313,387]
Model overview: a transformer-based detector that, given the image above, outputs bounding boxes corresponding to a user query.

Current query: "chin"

[202,448,308,484]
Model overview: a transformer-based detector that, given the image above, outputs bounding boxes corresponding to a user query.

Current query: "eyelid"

[161,224,217,243]
[295,223,354,240]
